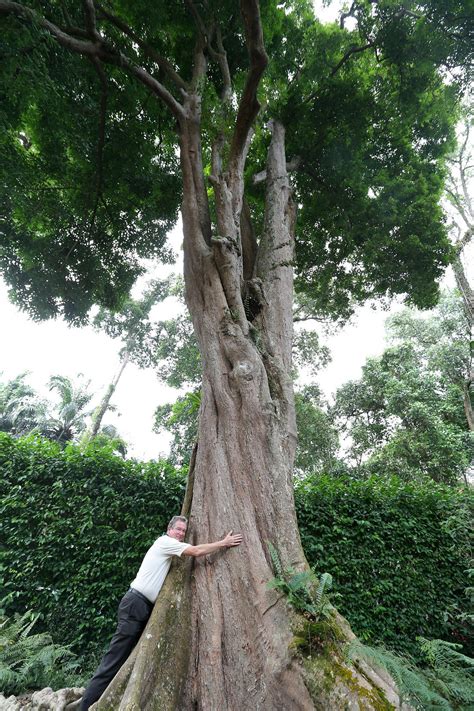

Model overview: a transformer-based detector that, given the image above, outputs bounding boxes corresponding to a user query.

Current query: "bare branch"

[292,315,327,323]
[454,227,474,253]
[96,3,188,92]
[228,0,268,175]
[458,123,473,221]
[252,157,301,184]
[340,2,356,29]
[446,187,472,230]
[184,0,209,89]
[208,24,232,102]
[185,0,208,38]
[330,42,373,77]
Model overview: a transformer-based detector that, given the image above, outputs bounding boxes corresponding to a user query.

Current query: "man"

[80,515,242,710]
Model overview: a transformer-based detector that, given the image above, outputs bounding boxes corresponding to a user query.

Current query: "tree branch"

[96,3,188,92]
[0,0,104,56]
[82,0,100,41]
[446,187,472,230]
[184,0,208,90]
[228,0,268,175]
[339,2,356,29]
[458,123,473,221]
[0,0,186,121]
[252,157,301,184]
[330,42,373,77]
[208,24,232,102]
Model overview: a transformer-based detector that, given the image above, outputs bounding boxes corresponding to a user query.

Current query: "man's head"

[167,515,188,541]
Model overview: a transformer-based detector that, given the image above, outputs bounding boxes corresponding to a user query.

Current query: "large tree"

[0,0,472,707]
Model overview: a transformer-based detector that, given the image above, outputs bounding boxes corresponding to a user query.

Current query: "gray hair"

[167,515,188,531]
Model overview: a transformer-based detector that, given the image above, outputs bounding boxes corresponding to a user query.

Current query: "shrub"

[295,474,473,659]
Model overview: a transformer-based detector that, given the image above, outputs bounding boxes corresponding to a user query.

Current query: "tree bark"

[180,116,312,709]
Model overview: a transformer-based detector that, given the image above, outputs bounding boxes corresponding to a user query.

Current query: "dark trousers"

[80,589,153,711]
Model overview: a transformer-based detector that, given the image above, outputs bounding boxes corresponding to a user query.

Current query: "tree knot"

[211,234,241,257]
[230,361,254,381]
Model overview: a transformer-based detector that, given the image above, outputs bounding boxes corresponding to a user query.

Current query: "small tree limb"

[330,42,373,77]
[253,157,301,184]
[82,0,100,41]
[228,0,268,177]
[96,3,188,92]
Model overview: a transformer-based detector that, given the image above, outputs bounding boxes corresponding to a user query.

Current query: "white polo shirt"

[130,534,190,603]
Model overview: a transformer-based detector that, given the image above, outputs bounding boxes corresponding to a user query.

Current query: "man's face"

[168,521,187,541]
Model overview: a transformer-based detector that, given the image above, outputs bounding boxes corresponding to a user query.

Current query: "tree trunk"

[93,110,404,711]
[179,116,313,709]
[85,352,129,442]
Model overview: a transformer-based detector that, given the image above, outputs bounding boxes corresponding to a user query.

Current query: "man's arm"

[182,531,243,558]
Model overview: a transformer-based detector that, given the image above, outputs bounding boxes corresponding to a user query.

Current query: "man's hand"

[221,530,243,548]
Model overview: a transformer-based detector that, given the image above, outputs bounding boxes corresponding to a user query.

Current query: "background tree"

[40,374,94,444]
[0,0,472,707]
[86,277,173,439]
[334,290,473,484]
[0,373,46,435]
[294,385,341,478]
[445,115,474,431]
[0,372,126,452]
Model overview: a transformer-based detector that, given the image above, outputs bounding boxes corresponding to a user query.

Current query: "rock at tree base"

[0,687,84,711]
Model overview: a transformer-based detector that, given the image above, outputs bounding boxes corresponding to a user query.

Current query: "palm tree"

[0,373,47,435]
[39,374,94,444]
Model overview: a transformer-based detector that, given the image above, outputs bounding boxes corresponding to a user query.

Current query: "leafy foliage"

[418,637,474,708]
[0,373,47,436]
[334,291,473,483]
[267,544,341,651]
[1,434,471,663]
[0,372,124,450]
[39,374,94,444]
[154,390,201,467]
[0,1,471,322]
[0,603,77,696]
[294,386,341,477]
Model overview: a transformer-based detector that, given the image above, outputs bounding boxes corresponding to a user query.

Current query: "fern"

[267,541,283,580]
[0,605,77,696]
[347,638,474,710]
[417,638,474,708]
[267,542,339,650]
[314,572,332,609]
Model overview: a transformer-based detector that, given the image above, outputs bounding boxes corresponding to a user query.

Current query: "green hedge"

[0,434,186,657]
[1,434,471,661]
[296,474,473,658]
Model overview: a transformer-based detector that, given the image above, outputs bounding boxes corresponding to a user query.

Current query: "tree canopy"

[0,0,471,322]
